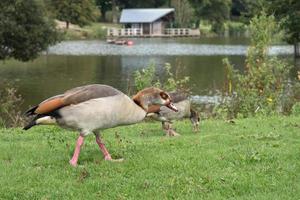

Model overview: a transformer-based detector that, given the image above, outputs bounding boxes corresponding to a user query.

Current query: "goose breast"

[152,99,191,122]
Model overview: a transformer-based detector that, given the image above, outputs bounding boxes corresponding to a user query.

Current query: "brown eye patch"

[160,92,169,100]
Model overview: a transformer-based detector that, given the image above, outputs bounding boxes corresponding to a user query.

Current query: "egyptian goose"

[23,84,178,166]
[147,92,200,136]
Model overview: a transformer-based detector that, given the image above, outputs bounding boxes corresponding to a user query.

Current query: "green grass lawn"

[0,116,299,199]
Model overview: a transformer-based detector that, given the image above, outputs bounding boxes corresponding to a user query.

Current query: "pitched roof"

[120,8,174,23]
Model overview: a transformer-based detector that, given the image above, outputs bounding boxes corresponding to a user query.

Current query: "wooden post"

[294,42,300,58]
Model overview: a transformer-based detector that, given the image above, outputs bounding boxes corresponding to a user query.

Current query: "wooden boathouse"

[107,8,200,37]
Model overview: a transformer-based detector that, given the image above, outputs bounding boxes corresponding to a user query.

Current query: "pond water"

[48,38,293,56]
[0,37,295,110]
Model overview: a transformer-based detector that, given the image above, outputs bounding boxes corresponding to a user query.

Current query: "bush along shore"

[57,21,119,40]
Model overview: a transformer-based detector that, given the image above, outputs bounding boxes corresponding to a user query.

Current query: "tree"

[101,0,169,23]
[0,0,59,61]
[95,0,169,23]
[220,13,291,118]
[170,0,195,28]
[48,0,100,28]
[266,0,300,57]
[119,0,168,8]
[231,0,265,20]
[189,0,232,33]
[96,0,112,22]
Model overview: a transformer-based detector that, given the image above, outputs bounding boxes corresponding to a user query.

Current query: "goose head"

[133,87,178,113]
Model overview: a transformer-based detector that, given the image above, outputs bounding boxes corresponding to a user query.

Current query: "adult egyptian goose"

[23,84,178,166]
[147,92,200,136]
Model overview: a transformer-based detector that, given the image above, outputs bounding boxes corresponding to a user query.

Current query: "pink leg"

[69,134,84,167]
[95,134,112,160]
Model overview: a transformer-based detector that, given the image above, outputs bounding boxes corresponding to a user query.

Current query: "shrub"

[133,62,190,93]
[199,20,214,36]
[215,13,292,119]
[0,85,25,128]
[224,21,248,37]
[291,102,300,116]
[133,62,161,92]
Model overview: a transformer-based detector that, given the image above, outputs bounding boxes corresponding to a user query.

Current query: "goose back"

[57,94,146,134]
[26,84,122,116]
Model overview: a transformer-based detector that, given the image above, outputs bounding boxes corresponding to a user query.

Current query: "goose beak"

[166,102,178,112]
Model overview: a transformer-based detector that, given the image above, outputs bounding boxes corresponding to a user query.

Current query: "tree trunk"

[295,56,300,74]
[195,19,200,29]
[294,42,300,58]
[100,9,106,22]
[112,0,118,24]
[66,21,69,29]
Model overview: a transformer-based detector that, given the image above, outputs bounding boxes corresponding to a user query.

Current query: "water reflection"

[48,39,293,56]
[0,37,295,110]
[0,55,245,109]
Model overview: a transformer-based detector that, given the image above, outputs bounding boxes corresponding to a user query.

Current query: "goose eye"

[160,92,169,100]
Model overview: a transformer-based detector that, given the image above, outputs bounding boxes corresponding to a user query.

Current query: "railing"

[107,28,143,37]
[164,28,200,36]
[107,28,200,37]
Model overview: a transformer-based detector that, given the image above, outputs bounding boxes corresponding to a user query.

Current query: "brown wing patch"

[31,84,122,115]
[35,97,64,114]
[62,84,122,105]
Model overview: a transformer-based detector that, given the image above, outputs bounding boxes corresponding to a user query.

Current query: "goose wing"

[25,84,122,116]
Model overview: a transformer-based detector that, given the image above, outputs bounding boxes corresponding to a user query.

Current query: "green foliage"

[48,0,100,28]
[0,0,59,61]
[265,0,300,57]
[133,62,161,92]
[224,21,248,36]
[199,20,214,36]
[189,0,232,33]
[170,0,195,28]
[96,0,169,22]
[215,13,292,118]
[231,0,266,22]
[0,85,25,128]
[133,62,190,93]
[163,63,190,92]
[267,0,300,44]
[291,102,300,116]
[118,0,168,8]
[96,0,112,21]
[62,23,107,40]
[0,116,300,199]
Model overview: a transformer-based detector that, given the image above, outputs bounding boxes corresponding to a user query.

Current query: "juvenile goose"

[147,92,200,136]
[24,84,178,166]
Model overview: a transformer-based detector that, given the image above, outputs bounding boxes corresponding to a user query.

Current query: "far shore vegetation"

[1,0,300,61]
[56,21,120,40]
